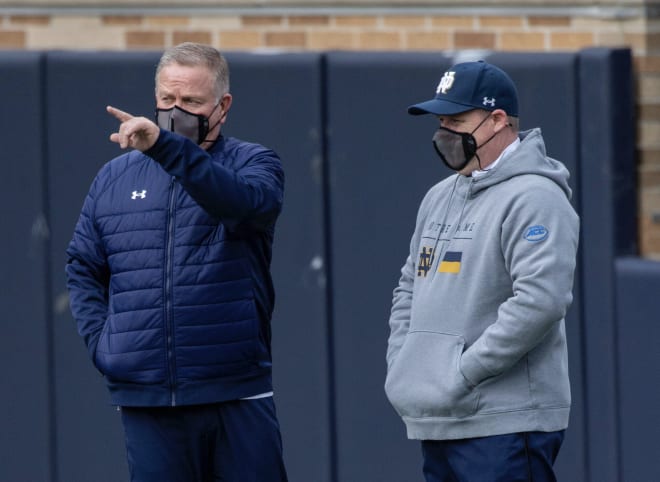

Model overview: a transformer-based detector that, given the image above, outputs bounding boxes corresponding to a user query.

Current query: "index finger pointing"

[107,105,134,122]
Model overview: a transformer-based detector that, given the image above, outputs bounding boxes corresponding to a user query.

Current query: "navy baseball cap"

[408,60,519,117]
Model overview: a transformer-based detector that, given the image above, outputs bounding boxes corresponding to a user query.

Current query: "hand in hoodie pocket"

[385,331,479,419]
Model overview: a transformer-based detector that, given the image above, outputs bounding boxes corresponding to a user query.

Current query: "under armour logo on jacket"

[131,190,147,200]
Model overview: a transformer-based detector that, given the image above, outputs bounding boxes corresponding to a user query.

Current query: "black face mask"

[432,114,493,171]
[155,102,221,145]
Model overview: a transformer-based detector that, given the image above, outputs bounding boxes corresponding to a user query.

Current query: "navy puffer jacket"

[65,130,284,407]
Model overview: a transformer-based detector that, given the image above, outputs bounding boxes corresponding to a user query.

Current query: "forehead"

[156,63,215,95]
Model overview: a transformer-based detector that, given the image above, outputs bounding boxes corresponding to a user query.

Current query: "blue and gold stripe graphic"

[438,251,462,274]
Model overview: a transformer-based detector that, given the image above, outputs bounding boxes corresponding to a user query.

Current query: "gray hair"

[155,42,230,100]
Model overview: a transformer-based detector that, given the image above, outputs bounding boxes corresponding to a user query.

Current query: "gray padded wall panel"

[0,51,51,482]
[223,52,332,482]
[46,50,161,482]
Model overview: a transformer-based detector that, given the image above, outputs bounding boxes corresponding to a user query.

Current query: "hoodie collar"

[472,137,521,179]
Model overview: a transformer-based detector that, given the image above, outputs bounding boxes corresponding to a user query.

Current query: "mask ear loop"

[471,114,512,170]
[466,113,492,170]
[201,98,225,144]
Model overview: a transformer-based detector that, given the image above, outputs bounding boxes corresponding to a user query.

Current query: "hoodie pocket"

[385,331,479,419]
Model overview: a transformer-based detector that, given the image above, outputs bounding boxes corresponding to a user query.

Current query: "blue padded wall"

[615,257,660,482]
[0,47,641,482]
[222,52,331,482]
[578,48,636,482]
[45,50,161,482]
[324,50,588,482]
[325,51,451,482]
[0,51,51,482]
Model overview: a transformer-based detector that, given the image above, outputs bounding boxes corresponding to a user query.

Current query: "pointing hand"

[107,105,160,151]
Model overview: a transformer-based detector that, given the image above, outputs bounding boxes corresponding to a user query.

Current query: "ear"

[219,93,233,124]
[491,109,510,131]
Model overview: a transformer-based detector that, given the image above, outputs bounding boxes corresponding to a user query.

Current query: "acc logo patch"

[523,225,549,242]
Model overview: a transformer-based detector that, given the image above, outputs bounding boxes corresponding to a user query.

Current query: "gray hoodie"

[385,128,580,440]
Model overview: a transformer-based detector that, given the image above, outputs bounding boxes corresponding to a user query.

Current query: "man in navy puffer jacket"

[65,42,288,482]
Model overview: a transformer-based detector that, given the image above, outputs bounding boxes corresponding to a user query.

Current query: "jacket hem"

[106,370,273,407]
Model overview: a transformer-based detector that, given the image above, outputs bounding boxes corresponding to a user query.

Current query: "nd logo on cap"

[408,61,519,117]
[436,71,456,94]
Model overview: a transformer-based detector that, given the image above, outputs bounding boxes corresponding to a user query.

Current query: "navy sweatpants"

[421,431,565,482]
[120,397,288,482]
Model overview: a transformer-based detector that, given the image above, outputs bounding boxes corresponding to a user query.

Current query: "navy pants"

[421,431,565,482]
[120,398,288,482]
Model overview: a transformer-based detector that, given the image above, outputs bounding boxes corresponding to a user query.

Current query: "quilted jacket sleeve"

[145,130,284,232]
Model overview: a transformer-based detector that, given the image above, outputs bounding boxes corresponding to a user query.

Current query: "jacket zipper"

[165,178,177,406]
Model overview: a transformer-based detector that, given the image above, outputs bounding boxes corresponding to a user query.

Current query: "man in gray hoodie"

[384,60,579,482]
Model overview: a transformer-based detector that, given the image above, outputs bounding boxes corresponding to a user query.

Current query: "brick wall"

[2,4,658,257]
